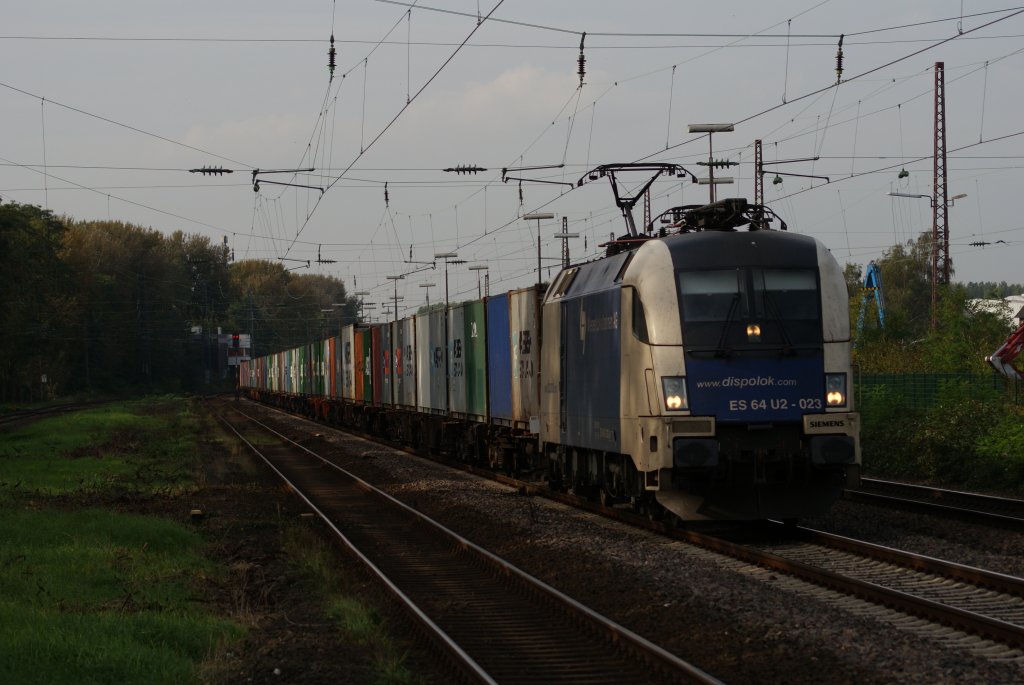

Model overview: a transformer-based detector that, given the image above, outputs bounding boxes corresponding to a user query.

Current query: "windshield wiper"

[714,293,740,358]
[761,291,795,356]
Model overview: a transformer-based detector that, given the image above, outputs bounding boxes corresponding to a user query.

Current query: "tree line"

[3,199,1019,401]
[844,232,1016,373]
[845,233,1024,493]
[0,201,358,401]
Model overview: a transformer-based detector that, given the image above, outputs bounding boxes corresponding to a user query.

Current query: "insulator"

[835,34,844,83]
[445,164,486,175]
[328,34,337,80]
[518,181,523,207]
[577,32,587,87]
[384,182,389,207]
[773,175,783,185]
[190,166,232,176]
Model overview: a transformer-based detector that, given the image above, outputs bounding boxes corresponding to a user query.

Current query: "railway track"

[0,401,100,431]
[702,523,1024,658]
[846,477,1024,529]
[239,399,1024,663]
[212,400,721,685]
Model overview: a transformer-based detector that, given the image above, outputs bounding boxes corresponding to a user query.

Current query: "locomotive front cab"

[625,230,860,520]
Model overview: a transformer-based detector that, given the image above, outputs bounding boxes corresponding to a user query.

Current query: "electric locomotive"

[540,186,859,521]
[241,164,859,523]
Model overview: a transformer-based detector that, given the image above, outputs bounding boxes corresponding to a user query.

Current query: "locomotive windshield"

[678,267,822,353]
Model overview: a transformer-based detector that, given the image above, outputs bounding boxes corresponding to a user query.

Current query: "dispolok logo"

[687,355,823,422]
[696,376,798,389]
[578,303,618,355]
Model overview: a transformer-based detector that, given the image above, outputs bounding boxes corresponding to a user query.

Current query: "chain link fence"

[855,370,1020,409]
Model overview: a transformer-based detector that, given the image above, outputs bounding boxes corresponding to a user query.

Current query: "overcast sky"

[4,1,1024,314]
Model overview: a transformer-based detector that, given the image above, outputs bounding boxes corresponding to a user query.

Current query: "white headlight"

[662,376,688,411]
[825,373,847,407]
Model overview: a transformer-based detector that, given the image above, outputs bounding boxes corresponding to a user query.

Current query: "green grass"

[0,400,197,497]
[0,508,242,685]
[0,398,244,683]
[284,525,424,685]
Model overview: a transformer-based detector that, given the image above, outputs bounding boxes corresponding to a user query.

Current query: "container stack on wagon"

[241,285,544,470]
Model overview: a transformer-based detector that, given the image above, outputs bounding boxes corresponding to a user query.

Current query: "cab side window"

[632,289,650,343]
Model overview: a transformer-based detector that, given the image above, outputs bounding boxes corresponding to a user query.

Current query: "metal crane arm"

[986,322,1024,380]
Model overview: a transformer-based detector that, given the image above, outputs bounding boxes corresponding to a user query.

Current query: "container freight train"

[241,198,860,521]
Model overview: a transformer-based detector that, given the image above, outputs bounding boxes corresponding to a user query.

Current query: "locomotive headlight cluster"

[825,373,847,407]
[662,377,689,411]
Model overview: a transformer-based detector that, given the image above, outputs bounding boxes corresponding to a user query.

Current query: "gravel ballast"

[246,401,1024,685]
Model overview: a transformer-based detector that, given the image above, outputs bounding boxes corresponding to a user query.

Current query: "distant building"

[970,295,1024,327]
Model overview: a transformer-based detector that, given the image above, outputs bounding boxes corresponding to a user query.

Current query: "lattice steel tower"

[932,61,949,328]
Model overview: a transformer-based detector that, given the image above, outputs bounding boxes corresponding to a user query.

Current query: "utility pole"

[523,213,554,286]
[689,123,735,203]
[643,189,651,235]
[754,139,763,207]
[932,61,949,329]
[554,216,579,269]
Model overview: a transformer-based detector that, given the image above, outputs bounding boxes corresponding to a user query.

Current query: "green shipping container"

[448,300,487,421]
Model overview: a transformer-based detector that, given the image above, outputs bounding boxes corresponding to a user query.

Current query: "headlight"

[662,376,688,411]
[825,373,847,407]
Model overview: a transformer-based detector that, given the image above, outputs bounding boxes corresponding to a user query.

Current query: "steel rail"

[672,526,1024,650]
[215,402,723,685]
[214,408,497,685]
[240,399,1024,653]
[846,478,1024,529]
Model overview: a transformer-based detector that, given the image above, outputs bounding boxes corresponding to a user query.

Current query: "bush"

[859,378,1023,493]
[973,413,1024,495]
[859,384,923,478]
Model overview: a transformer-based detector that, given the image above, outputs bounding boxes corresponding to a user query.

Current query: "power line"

[0,80,253,168]
[281,0,509,258]
[374,1,1024,39]
[636,7,1024,164]
[2,34,1023,48]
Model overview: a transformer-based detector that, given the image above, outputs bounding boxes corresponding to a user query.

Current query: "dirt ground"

[116,404,450,685]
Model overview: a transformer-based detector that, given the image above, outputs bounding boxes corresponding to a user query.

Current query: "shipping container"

[394,316,417,409]
[449,300,487,421]
[509,287,542,429]
[326,337,338,398]
[486,293,513,424]
[353,329,365,402]
[360,327,373,404]
[379,323,393,406]
[341,325,355,400]
[416,307,447,414]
